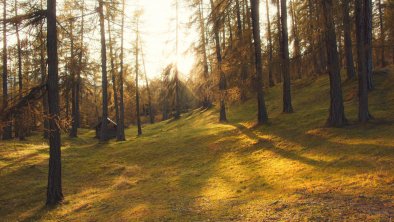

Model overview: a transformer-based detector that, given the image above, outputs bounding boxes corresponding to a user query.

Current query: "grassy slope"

[0,67,393,221]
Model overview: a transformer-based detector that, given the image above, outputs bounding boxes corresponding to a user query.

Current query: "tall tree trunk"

[174,0,181,119]
[276,0,283,83]
[70,19,78,138]
[15,0,25,140]
[40,0,49,139]
[76,0,84,128]
[251,0,268,124]
[355,0,372,122]
[117,0,126,141]
[99,0,109,141]
[280,0,294,113]
[107,17,120,129]
[140,40,154,124]
[199,0,211,108]
[342,0,356,80]
[46,0,63,206]
[322,0,347,127]
[290,0,302,79]
[365,0,374,90]
[2,0,12,140]
[238,0,248,101]
[135,20,142,136]
[378,0,385,66]
[210,0,227,122]
[307,0,319,76]
[266,0,274,86]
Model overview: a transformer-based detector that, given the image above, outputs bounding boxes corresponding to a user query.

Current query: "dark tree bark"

[235,0,242,38]
[266,0,274,87]
[378,0,385,66]
[46,0,63,206]
[107,17,120,129]
[280,0,294,113]
[355,0,372,122]
[2,0,12,140]
[250,0,268,124]
[39,0,49,139]
[322,0,347,127]
[70,19,78,138]
[15,0,25,140]
[76,0,84,129]
[99,0,109,141]
[210,0,227,122]
[365,0,374,90]
[117,0,126,141]
[342,0,356,80]
[135,20,142,136]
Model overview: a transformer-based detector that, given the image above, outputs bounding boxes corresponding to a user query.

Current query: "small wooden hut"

[95,117,117,139]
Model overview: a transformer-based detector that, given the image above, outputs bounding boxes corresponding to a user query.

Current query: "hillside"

[1,67,393,221]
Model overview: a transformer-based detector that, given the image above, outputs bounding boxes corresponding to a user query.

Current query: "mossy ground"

[1,67,393,221]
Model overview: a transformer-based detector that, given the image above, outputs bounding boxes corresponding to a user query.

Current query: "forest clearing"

[1,0,394,220]
[1,67,393,221]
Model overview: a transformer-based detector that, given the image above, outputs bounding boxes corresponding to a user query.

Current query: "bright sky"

[126,0,197,80]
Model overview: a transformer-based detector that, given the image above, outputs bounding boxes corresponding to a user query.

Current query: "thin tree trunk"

[343,0,356,80]
[199,0,211,108]
[290,0,301,79]
[107,16,120,129]
[46,0,63,206]
[308,0,319,76]
[117,0,126,141]
[251,0,268,124]
[322,0,347,127]
[378,0,385,66]
[135,20,142,136]
[280,0,293,113]
[40,0,49,139]
[70,19,77,138]
[15,0,25,140]
[266,0,274,86]
[2,0,12,140]
[174,0,181,119]
[99,0,109,141]
[140,39,154,124]
[76,0,84,128]
[365,0,374,90]
[210,0,227,122]
[355,0,372,122]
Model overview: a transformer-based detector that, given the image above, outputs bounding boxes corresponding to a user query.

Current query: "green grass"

[1,66,393,221]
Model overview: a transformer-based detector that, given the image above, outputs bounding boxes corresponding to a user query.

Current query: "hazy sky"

[125,0,196,80]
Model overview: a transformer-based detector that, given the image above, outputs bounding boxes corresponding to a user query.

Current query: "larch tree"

[2,0,12,140]
[321,0,347,127]
[280,0,293,113]
[46,0,63,206]
[342,0,356,80]
[135,15,142,136]
[210,0,227,122]
[99,0,109,142]
[117,0,126,141]
[250,0,268,124]
[355,0,372,122]
[15,0,25,140]
[174,0,181,119]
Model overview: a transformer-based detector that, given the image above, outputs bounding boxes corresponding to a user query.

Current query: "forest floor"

[1,66,394,221]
